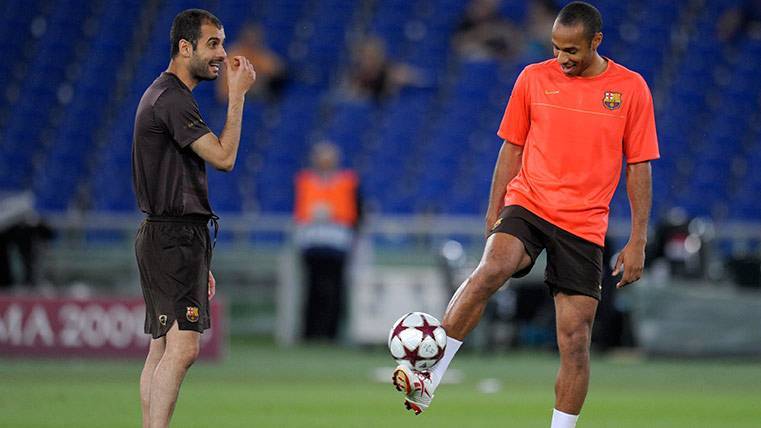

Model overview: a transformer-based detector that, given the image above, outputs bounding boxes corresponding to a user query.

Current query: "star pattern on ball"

[402,343,422,367]
[391,316,410,339]
[414,316,438,340]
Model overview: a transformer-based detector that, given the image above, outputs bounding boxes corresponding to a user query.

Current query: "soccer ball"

[388,312,447,371]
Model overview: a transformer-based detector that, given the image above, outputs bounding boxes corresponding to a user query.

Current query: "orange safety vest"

[294,170,358,227]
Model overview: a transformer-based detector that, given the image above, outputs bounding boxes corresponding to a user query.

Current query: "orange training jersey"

[294,170,359,227]
[497,58,659,246]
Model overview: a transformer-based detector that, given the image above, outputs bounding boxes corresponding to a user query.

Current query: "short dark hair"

[557,1,602,41]
[170,9,222,58]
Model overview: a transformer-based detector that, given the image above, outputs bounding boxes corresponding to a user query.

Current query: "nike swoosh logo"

[544,90,560,94]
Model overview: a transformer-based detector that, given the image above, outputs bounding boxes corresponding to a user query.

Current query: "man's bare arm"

[612,161,652,287]
[190,55,255,171]
[190,93,244,171]
[485,140,523,236]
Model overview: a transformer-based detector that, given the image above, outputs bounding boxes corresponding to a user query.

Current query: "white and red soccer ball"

[388,312,447,371]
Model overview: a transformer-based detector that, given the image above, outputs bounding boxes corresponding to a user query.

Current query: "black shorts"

[135,215,212,339]
[490,205,604,300]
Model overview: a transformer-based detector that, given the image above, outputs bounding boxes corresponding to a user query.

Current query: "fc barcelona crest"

[603,91,622,110]
[186,306,200,323]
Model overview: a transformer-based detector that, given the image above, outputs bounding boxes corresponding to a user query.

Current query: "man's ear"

[178,39,193,58]
[591,32,603,50]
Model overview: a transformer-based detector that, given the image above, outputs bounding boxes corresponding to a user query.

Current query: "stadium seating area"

[1,0,760,222]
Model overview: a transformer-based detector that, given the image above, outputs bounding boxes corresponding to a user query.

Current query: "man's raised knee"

[470,263,514,298]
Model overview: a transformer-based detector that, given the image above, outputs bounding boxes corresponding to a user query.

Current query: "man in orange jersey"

[392,2,659,426]
[294,141,361,340]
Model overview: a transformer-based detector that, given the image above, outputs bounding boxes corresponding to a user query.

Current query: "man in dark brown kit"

[131,9,255,428]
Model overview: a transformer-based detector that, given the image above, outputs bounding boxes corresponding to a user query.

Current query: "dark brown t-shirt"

[132,72,214,217]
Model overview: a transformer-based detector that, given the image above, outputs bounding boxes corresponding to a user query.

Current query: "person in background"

[522,0,558,61]
[215,23,287,102]
[716,0,761,43]
[452,0,520,61]
[342,36,422,102]
[293,142,362,341]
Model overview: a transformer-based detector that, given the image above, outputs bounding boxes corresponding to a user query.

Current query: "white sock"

[551,408,579,428]
[429,336,462,391]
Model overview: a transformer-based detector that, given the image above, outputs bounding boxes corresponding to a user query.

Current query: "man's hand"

[208,270,216,300]
[226,55,256,97]
[612,240,646,288]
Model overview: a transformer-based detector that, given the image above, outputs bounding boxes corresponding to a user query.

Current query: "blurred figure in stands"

[453,0,520,61]
[216,23,287,102]
[522,0,558,60]
[716,0,761,43]
[342,36,421,102]
[294,142,362,341]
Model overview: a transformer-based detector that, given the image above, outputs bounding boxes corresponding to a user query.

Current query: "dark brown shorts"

[135,216,212,339]
[490,205,604,300]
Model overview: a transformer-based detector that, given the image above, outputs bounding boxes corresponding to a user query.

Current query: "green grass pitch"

[1,341,759,427]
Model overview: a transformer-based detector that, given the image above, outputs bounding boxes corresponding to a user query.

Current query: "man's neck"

[166,60,198,91]
[580,53,608,77]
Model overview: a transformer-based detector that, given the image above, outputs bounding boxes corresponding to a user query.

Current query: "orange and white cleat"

[392,364,434,415]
